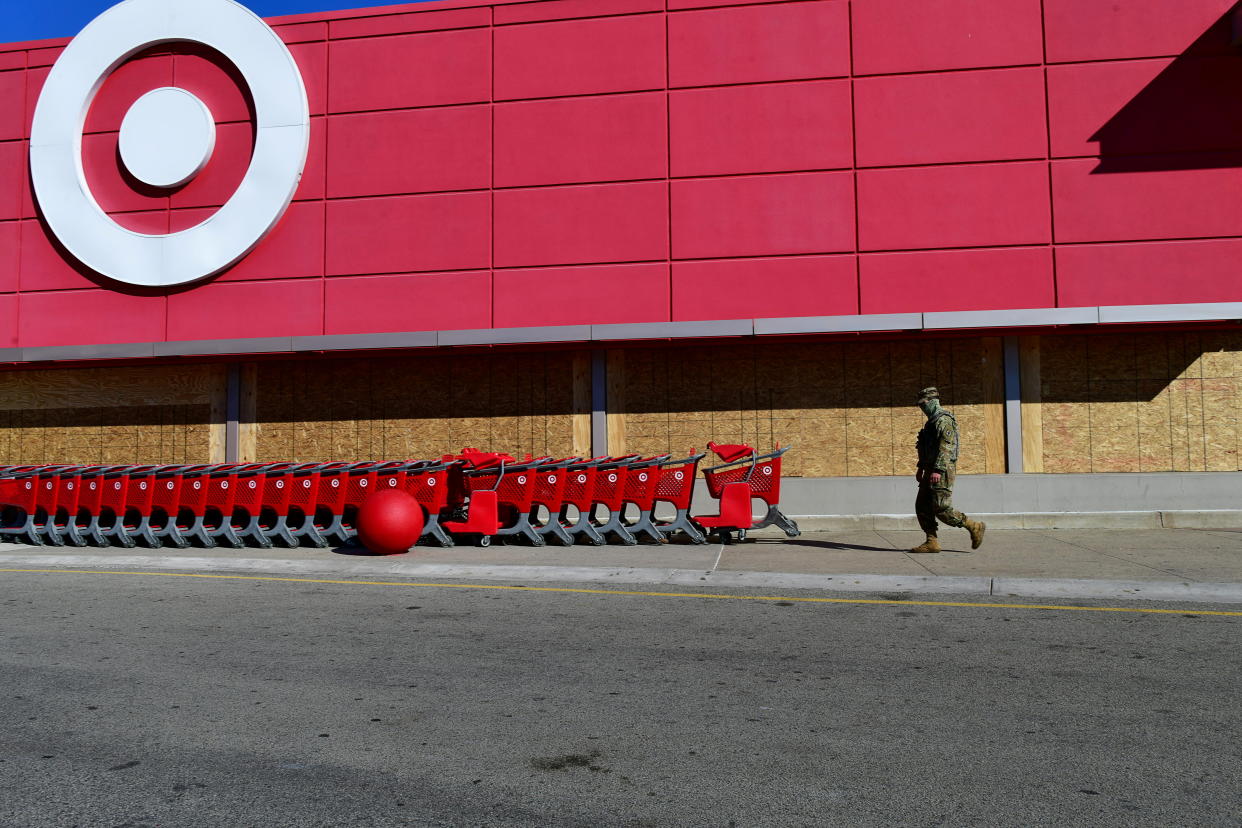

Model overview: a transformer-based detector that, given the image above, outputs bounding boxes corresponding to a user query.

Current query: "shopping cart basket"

[651,451,707,544]
[558,458,606,545]
[616,454,671,543]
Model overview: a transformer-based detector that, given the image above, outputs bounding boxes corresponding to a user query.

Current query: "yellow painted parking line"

[0,568,1239,616]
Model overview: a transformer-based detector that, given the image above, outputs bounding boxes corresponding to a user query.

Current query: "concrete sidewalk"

[3,525,1242,604]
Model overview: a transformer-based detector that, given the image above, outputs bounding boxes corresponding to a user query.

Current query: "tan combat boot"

[909,535,941,553]
[965,519,986,550]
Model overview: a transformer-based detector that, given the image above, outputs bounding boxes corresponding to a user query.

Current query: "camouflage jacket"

[916,410,960,473]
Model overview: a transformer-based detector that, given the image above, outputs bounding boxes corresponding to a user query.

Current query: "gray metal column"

[591,350,607,458]
[1003,336,1022,473]
[225,363,241,464]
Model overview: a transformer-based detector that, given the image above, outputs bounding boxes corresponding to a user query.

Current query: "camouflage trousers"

[915,468,966,536]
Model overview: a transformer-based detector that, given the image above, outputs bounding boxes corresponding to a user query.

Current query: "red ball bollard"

[356,489,424,555]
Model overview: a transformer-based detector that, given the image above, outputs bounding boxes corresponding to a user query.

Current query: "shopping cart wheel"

[718,530,732,545]
[478,535,491,548]
[737,529,747,542]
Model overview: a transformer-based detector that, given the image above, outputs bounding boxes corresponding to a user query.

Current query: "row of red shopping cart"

[0,444,800,550]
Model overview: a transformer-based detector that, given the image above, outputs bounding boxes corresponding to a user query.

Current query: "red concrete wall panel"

[0,221,17,293]
[328,28,491,113]
[7,0,1242,351]
[1052,159,1242,243]
[294,117,326,202]
[1044,0,1235,63]
[852,0,1043,75]
[496,0,664,25]
[288,41,328,117]
[494,14,666,100]
[84,54,172,134]
[672,255,857,322]
[23,66,48,138]
[329,7,490,39]
[0,140,24,220]
[495,182,668,267]
[669,80,852,177]
[860,247,1055,314]
[80,131,168,217]
[326,192,491,275]
[167,279,323,341]
[327,105,491,197]
[1048,57,1242,159]
[0,294,14,347]
[325,271,492,334]
[0,70,22,142]
[672,172,855,259]
[20,216,162,292]
[1047,59,1166,159]
[168,122,252,209]
[19,290,166,347]
[668,2,849,88]
[276,20,328,44]
[18,151,34,220]
[1057,239,1242,307]
[27,47,61,68]
[855,68,1047,167]
[494,263,670,327]
[669,0,791,8]
[20,220,92,292]
[858,162,1052,251]
[170,201,325,281]
[171,50,250,124]
[495,93,667,188]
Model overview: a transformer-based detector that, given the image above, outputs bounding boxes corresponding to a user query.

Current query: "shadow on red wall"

[1092,4,1242,173]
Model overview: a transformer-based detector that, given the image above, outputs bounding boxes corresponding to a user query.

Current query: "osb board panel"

[616,338,1004,478]
[254,352,578,462]
[238,363,259,463]
[0,405,213,465]
[606,350,626,457]
[981,337,1006,474]
[1019,336,1044,473]
[571,352,591,456]
[0,364,223,409]
[0,364,222,465]
[1039,331,1242,473]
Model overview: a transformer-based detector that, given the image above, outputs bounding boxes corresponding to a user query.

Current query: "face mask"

[919,399,939,417]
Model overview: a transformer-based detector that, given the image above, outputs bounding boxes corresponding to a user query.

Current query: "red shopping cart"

[693,443,800,543]
[616,454,671,543]
[399,459,459,547]
[586,456,639,545]
[530,458,574,546]
[441,452,545,546]
[651,451,708,544]
[559,458,606,545]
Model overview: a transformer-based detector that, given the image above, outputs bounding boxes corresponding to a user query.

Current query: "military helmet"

[916,386,939,403]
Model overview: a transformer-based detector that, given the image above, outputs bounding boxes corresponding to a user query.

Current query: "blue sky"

[4,0,438,43]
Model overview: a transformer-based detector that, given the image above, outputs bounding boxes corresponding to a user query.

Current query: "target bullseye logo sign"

[30,0,310,288]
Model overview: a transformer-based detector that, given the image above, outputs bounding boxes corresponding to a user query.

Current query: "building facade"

[2,0,1241,516]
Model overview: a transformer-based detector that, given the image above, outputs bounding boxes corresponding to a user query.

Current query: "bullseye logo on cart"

[30,0,310,288]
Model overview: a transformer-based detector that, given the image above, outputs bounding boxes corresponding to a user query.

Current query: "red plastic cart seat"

[707,442,754,463]
[693,482,752,529]
[441,489,499,538]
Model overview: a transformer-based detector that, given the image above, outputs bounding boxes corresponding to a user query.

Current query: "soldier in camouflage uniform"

[911,387,986,553]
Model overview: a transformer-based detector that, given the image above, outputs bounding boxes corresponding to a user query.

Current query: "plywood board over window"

[1033,331,1242,473]
[612,337,1007,477]
[0,364,225,465]
[253,351,586,462]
